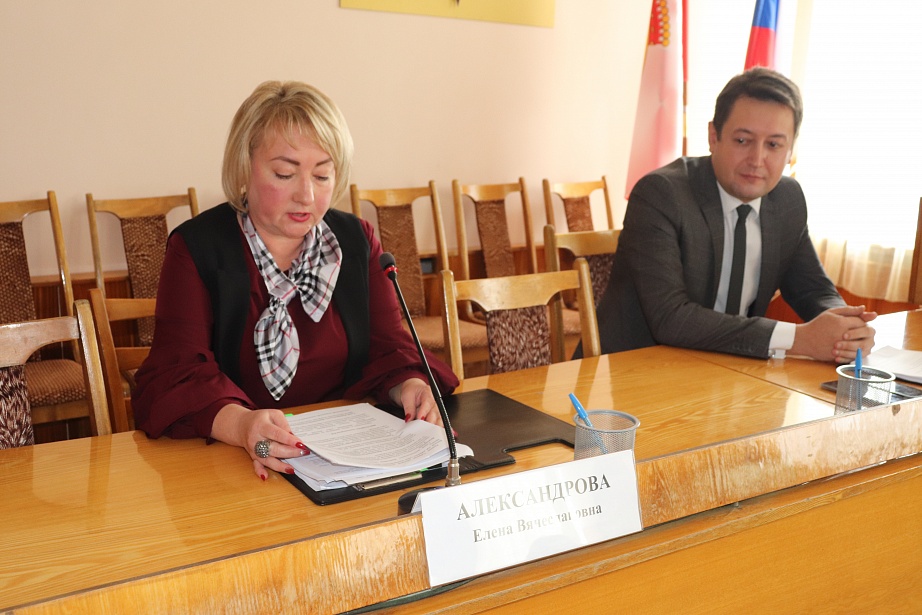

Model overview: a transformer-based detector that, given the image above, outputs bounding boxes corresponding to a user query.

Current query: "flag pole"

[681,0,688,156]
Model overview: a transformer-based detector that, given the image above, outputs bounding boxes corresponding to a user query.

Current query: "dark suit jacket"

[592,156,844,358]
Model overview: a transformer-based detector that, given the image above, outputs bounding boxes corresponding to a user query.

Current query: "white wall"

[0,0,649,276]
[7,1,919,283]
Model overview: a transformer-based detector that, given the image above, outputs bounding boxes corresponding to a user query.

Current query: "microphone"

[379,252,460,514]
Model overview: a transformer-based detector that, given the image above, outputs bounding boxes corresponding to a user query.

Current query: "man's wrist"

[769,321,796,359]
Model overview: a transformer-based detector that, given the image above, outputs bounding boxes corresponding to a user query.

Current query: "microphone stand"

[379,253,460,512]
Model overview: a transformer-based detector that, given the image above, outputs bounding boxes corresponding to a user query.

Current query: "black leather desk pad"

[282,389,575,505]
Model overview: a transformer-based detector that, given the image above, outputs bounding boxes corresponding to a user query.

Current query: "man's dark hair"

[712,67,803,139]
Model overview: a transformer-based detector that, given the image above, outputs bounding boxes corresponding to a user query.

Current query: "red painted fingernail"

[285,467,295,475]
[296,442,309,452]
[260,473,268,481]
[405,415,411,422]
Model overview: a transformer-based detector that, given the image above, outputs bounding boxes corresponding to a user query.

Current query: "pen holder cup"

[834,365,896,413]
[573,410,640,460]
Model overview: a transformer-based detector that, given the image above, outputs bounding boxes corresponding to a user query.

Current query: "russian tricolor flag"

[745,0,779,69]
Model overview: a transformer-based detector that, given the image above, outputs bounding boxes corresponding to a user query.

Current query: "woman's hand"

[212,404,310,480]
[390,378,443,426]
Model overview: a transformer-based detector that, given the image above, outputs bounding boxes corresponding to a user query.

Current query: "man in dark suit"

[593,68,875,362]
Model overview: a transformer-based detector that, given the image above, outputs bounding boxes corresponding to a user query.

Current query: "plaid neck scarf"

[240,213,342,400]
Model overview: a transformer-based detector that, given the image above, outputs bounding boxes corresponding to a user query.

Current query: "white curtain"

[795,1,922,302]
[814,237,916,302]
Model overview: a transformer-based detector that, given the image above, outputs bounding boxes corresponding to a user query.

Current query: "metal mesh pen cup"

[834,364,896,413]
[573,410,640,460]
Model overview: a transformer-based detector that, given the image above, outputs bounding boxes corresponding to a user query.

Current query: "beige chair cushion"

[586,253,615,305]
[24,359,86,406]
[120,215,167,346]
[560,307,583,336]
[474,199,517,278]
[404,316,487,356]
[378,205,427,317]
[0,223,37,324]
[563,195,594,232]
[485,305,551,374]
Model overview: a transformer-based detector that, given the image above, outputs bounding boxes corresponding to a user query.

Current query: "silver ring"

[254,439,271,459]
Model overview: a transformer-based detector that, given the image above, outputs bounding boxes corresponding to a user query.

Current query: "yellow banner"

[340,0,555,28]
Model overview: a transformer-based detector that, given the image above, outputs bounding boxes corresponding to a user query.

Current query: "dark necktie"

[725,204,752,316]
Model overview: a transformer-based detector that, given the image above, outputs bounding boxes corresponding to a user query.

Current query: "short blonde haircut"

[222,81,354,212]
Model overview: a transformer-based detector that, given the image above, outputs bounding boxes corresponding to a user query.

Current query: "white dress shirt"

[714,183,793,356]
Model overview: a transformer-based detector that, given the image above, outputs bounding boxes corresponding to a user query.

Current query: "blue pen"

[570,393,609,455]
[854,348,864,411]
[569,393,593,427]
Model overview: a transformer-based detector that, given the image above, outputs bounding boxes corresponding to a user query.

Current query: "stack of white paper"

[867,346,922,384]
[282,403,473,491]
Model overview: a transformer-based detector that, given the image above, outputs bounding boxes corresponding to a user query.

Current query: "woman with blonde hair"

[134,81,457,480]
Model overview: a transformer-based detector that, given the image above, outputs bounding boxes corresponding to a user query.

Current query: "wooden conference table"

[3,312,922,614]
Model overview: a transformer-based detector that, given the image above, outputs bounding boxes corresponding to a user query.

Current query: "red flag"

[625,0,687,199]
[745,0,780,69]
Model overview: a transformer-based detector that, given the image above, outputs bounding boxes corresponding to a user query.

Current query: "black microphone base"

[398,460,460,514]
[397,486,444,515]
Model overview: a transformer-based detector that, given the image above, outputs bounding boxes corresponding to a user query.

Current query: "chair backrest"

[0,191,75,321]
[452,178,538,282]
[87,288,155,433]
[910,197,922,304]
[86,188,197,345]
[0,191,77,361]
[350,181,448,318]
[542,176,614,232]
[544,224,620,304]
[0,301,110,448]
[441,258,600,380]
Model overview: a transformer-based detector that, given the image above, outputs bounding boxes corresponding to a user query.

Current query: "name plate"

[416,450,642,586]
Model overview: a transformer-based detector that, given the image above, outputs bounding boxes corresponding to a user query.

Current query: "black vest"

[174,204,370,390]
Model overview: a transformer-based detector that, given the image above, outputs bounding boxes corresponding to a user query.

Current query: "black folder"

[282,389,575,505]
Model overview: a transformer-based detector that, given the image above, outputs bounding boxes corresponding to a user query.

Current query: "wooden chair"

[86,188,198,346]
[0,300,110,448]
[87,288,156,433]
[542,176,614,232]
[0,191,92,434]
[544,225,620,303]
[544,225,620,361]
[350,182,488,362]
[452,178,538,282]
[909,197,922,304]
[451,178,539,338]
[441,258,600,380]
